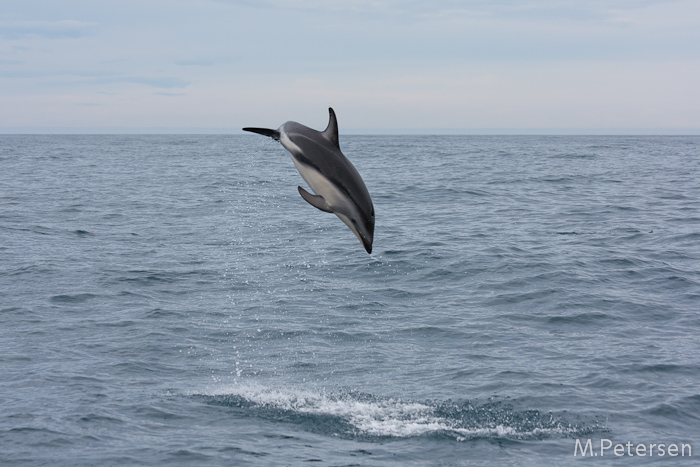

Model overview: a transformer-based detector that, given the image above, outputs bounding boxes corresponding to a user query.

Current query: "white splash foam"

[193,383,577,439]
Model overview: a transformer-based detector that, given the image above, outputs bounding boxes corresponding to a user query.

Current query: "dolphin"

[243,108,375,254]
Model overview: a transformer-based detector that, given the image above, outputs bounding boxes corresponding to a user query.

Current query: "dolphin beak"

[362,237,373,254]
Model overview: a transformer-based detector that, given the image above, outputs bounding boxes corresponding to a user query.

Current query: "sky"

[1,0,699,134]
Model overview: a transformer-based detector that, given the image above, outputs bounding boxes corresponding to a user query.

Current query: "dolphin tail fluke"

[242,127,281,141]
[298,186,333,213]
[322,108,340,148]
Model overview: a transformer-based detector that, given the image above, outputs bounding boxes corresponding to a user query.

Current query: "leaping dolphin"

[243,108,375,254]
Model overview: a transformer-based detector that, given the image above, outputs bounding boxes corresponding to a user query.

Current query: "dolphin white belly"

[291,157,348,211]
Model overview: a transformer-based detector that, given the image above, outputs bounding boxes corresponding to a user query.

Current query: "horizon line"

[1,127,699,136]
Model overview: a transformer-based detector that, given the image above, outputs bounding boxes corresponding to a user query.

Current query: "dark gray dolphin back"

[284,119,373,220]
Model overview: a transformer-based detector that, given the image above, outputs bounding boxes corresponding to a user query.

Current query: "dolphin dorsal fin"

[322,107,340,148]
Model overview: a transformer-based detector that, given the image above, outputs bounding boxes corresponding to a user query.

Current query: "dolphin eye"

[351,219,357,225]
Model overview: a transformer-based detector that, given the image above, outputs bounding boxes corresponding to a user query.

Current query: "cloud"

[0,69,190,89]
[0,20,96,39]
[175,59,219,67]
[0,70,57,79]
[219,0,674,22]
[175,57,240,67]
[0,0,697,131]
[89,76,191,88]
[0,70,191,89]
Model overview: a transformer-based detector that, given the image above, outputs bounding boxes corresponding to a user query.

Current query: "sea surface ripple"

[1,135,699,465]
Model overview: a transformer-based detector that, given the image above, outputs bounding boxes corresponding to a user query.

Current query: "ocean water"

[1,134,699,465]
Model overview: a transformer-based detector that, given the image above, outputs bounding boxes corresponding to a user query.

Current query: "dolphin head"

[337,203,374,254]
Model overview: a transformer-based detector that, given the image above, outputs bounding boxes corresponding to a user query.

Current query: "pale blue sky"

[1,0,698,133]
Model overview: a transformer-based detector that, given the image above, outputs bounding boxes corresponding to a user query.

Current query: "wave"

[190,383,603,442]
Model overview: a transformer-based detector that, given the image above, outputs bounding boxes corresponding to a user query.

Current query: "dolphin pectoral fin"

[242,127,280,141]
[298,186,333,213]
